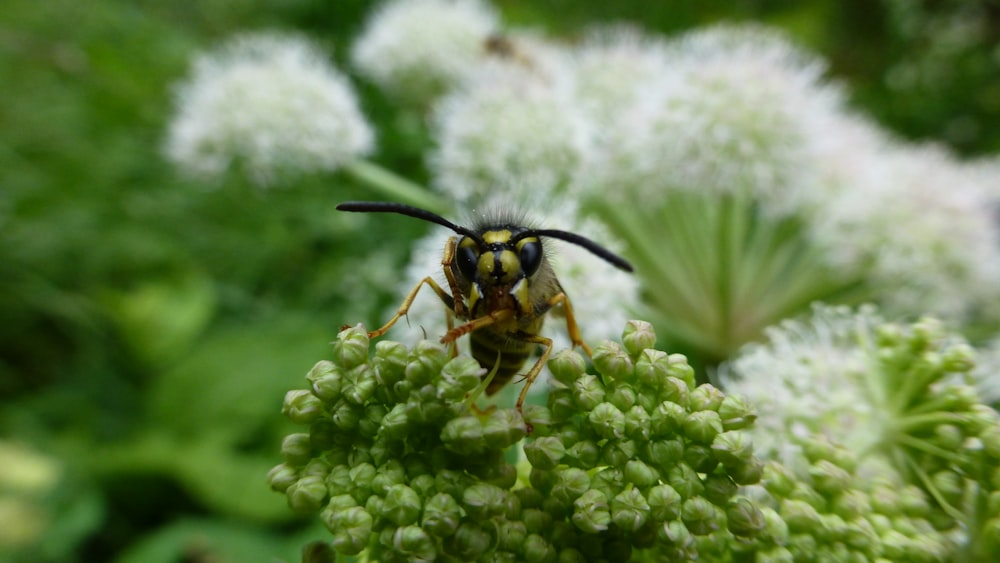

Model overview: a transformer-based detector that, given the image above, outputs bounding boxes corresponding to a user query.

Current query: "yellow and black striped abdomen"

[470,329,535,395]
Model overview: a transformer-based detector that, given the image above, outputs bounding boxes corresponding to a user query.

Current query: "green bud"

[809,459,852,495]
[607,383,638,412]
[787,483,824,510]
[622,320,657,356]
[463,483,507,521]
[523,533,556,563]
[441,415,485,454]
[624,459,659,488]
[522,404,554,436]
[634,349,670,390]
[348,462,376,501]
[760,506,789,544]
[668,463,704,499]
[832,488,871,521]
[842,517,879,554]
[374,339,408,383]
[556,548,586,563]
[572,489,610,533]
[393,525,437,561]
[781,498,822,533]
[660,377,689,407]
[307,361,342,403]
[643,438,684,469]
[517,487,545,510]
[762,461,796,497]
[487,460,518,490]
[406,341,448,388]
[755,546,794,563]
[590,467,623,498]
[282,433,314,466]
[268,463,298,492]
[981,517,1000,557]
[381,403,411,440]
[287,474,328,513]
[600,439,637,468]
[718,395,756,430]
[565,440,600,469]
[592,341,633,380]
[647,483,683,521]
[419,492,463,537]
[730,456,764,485]
[611,486,650,533]
[667,354,696,388]
[283,390,324,425]
[683,410,723,444]
[625,405,650,442]
[330,400,362,431]
[379,484,421,526]
[482,408,528,448]
[683,444,718,474]
[497,520,528,553]
[549,349,587,386]
[930,470,964,507]
[726,496,765,537]
[703,474,737,506]
[650,401,686,437]
[711,430,754,468]
[525,436,566,470]
[370,461,405,495]
[438,355,484,400]
[333,325,369,369]
[551,468,591,507]
[681,497,719,536]
[589,402,626,439]
[548,389,577,421]
[573,375,606,410]
[435,469,473,498]
[358,404,386,440]
[324,506,372,555]
[324,464,351,496]
[523,507,554,535]
[689,384,724,412]
[657,519,694,549]
[341,364,376,405]
[530,467,557,495]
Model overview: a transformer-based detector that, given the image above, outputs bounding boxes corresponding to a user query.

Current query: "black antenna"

[533,229,634,273]
[337,201,484,244]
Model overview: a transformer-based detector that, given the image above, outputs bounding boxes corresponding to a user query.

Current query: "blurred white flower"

[570,25,670,133]
[973,338,1000,405]
[580,24,843,211]
[166,32,373,186]
[351,0,500,105]
[811,142,1000,320]
[717,304,883,466]
[429,54,593,206]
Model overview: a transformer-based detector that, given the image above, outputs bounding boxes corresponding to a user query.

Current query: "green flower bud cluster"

[270,321,768,561]
[870,317,1000,555]
[738,437,958,562]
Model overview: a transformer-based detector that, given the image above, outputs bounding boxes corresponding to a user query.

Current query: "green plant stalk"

[343,159,450,213]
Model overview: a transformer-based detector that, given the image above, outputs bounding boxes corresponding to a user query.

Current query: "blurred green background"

[2,0,998,560]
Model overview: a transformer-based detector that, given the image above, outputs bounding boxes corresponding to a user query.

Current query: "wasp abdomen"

[470,330,534,395]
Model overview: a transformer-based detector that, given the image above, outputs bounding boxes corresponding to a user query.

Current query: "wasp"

[337,201,634,412]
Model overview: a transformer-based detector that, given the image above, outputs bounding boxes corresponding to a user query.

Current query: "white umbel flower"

[429,55,593,207]
[583,24,842,211]
[812,142,1000,321]
[166,32,373,186]
[351,0,501,105]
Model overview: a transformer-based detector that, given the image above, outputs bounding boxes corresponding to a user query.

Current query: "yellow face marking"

[509,277,531,315]
[482,230,512,244]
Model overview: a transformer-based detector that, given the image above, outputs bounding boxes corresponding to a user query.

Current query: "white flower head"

[570,25,671,131]
[581,24,843,210]
[973,338,1000,405]
[429,54,594,206]
[165,32,373,187]
[717,304,885,466]
[812,142,1000,320]
[351,0,501,105]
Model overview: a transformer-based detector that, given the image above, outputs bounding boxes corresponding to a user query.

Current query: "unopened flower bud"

[573,375,606,410]
[634,349,670,390]
[549,349,587,386]
[726,496,765,537]
[283,390,324,424]
[281,433,314,466]
[441,415,485,454]
[325,506,372,555]
[622,320,657,358]
[780,499,821,532]
[623,459,659,488]
[482,408,528,447]
[287,474,328,513]
[438,355,484,400]
[681,497,719,536]
[463,482,507,521]
[333,325,369,369]
[393,525,437,561]
[525,436,566,470]
[268,463,298,492]
[592,341,633,380]
[611,486,650,533]
[683,410,723,444]
[524,533,557,563]
[572,489,611,533]
[589,402,626,439]
[689,384,724,412]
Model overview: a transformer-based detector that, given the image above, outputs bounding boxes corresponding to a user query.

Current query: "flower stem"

[343,159,450,213]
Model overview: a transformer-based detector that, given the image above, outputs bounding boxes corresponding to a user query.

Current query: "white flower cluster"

[351,0,500,106]
[166,32,373,187]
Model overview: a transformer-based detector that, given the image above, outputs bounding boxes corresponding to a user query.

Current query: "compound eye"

[456,243,479,281]
[519,240,542,277]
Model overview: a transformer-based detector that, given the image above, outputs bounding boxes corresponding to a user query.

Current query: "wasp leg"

[440,308,516,344]
[367,277,455,339]
[546,292,593,357]
[516,334,554,415]
[440,236,468,320]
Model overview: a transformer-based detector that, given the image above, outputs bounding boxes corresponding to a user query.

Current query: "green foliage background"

[1,0,997,560]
